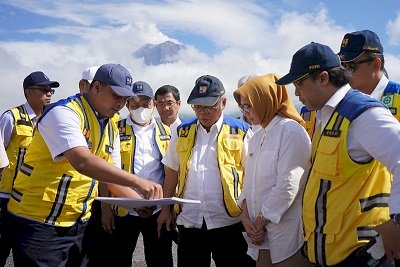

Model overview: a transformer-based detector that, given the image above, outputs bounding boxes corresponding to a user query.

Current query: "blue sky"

[0,0,399,115]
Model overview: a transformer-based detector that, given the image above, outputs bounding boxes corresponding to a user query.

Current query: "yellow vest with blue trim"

[0,105,34,195]
[380,81,400,121]
[8,94,118,227]
[300,81,400,140]
[174,115,249,217]
[113,118,171,216]
[303,90,391,266]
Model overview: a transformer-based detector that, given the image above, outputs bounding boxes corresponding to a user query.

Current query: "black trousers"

[111,211,173,267]
[0,198,11,267]
[177,221,255,267]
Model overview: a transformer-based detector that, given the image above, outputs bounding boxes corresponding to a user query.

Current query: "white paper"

[95,196,200,210]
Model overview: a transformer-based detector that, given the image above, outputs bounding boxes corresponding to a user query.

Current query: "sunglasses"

[341,57,375,72]
[30,86,55,95]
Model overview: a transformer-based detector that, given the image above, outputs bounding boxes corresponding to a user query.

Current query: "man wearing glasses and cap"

[300,30,400,138]
[4,64,163,266]
[276,42,400,266]
[0,71,59,266]
[157,75,255,267]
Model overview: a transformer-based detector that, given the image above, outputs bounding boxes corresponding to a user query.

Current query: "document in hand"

[95,197,201,210]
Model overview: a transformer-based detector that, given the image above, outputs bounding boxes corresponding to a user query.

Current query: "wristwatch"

[390,213,400,226]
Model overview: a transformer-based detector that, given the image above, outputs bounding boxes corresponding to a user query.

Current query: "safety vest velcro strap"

[11,188,23,202]
[19,163,34,176]
[359,193,390,212]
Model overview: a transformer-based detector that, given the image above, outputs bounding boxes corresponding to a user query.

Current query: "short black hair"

[310,66,352,88]
[155,85,180,101]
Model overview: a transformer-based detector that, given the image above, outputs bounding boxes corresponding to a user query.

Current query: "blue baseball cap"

[187,75,225,106]
[93,64,134,97]
[276,42,341,85]
[338,30,383,62]
[132,81,153,98]
[23,71,60,90]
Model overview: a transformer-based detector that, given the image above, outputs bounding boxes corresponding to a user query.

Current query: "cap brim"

[135,92,153,99]
[110,85,135,97]
[338,51,363,62]
[37,81,60,88]
[187,96,219,106]
[275,72,306,85]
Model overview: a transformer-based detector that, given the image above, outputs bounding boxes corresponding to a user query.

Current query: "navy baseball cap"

[276,42,341,85]
[93,64,134,97]
[23,71,60,90]
[132,81,153,98]
[338,30,383,62]
[187,75,225,106]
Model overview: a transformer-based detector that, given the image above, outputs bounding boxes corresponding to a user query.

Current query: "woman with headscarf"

[234,73,312,267]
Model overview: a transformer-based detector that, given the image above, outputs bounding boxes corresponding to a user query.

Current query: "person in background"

[234,73,312,267]
[155,85,182,134]
[237,74,257,127]
[276,42,400,266]
[5,64,163,266]
[79,66,100,94]
[0,71,59,266]
[157,75,255,267]
[301,30,400,138]
[110,81,173,267]
[0,135,8,173]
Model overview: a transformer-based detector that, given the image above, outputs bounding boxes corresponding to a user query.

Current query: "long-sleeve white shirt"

[316,84,400,214]
[239,115,311,262]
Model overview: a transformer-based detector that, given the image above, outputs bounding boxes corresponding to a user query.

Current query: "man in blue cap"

[158,75,255,267]
[5,64,163,266]
[276,42,400,266]
[0,70,59,265]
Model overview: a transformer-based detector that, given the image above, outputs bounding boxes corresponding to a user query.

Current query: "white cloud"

[387,12,400,45]
[1,0,399,117]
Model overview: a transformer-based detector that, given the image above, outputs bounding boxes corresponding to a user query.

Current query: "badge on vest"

[322,129,341,138]
[87,141,93,149]
[381,95,393,107]
[179,128,189,137]
[120,134,132,141]
[105,145,114,154]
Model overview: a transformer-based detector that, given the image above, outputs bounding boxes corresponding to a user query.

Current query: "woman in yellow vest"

[5,64,163,267]
[234,73,312,267]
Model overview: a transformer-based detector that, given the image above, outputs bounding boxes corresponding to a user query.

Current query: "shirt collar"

[24,102,37,121]
[197,113,224,132]
[370,75,389,101]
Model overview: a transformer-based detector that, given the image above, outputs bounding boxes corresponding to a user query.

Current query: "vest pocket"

[222,138,241,165]
[313,138,340,177]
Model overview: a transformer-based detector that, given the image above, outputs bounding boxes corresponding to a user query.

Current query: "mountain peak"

[134,41,184,65]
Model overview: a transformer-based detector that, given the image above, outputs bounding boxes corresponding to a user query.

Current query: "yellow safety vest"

[0,105,34,195]
[300,106,316,139]
[303,90,391,266]
[174,116,249,217]
[113,118,171,216]
[8,94,118,227]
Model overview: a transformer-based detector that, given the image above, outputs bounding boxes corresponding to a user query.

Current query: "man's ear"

[319,71,330,86]
[372,57,382,72]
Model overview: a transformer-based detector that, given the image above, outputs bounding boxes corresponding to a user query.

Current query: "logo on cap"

[126,77,133,86]
[309,65,320,70]
[341,38,349,47]
[199,85,208,94]
[135,83,144,92]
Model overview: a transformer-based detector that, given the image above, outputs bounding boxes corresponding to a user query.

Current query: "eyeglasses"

[293,74,310,89]
[238,104,251,114]
[341,57,375,72]
[30,86,55,95]
[156,101,178,108]
[191,99,221,113]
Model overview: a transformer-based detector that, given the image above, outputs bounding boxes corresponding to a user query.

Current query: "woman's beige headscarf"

[233,73,304,128]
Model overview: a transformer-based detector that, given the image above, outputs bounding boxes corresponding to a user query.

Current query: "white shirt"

[39,105,121,167]
[240,115,311,263]
[0,134,9,169]
[370,75,389,101]
[0,102,37,147]
[316,84,400,214]
[169,117,182,137]
[162,114,251,229]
